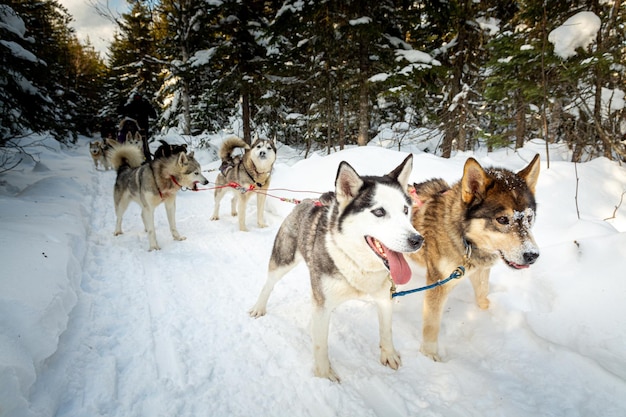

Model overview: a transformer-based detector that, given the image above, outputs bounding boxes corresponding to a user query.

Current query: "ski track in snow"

[23,144,626,417]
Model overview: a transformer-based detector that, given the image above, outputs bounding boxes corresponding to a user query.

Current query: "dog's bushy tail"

[219,136,249,161]
[109,143,144,171]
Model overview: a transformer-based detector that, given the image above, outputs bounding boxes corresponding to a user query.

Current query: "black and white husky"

[249,155,423,382]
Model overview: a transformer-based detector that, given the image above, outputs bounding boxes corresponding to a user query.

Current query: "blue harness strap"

[391,266,465,298]
[391,238,472,298]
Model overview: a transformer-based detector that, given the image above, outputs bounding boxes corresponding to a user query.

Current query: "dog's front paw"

[172,234,186,241]
[248,305,267,318]
[314,365,340,383]
[148,245,161,251]
[420,343,441,362]
[114,230,123,236]
[380,349,402,370]
[210,215,219,221]
[476,297,490,310]
[258,222,268,228]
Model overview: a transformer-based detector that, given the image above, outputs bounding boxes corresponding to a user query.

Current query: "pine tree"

[155,0,213,135]
[0,0,101,144]
[107,0,161,120]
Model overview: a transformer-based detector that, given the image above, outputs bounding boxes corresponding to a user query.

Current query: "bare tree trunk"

[181,79,191,135]
[357,35,369,146]
[338,87,345,150]
[541,2,550,168]
[457,102,467,151]
[241,89,251,145]
[515,92,526,149]
[327,80,333,154]
[440,0,469,158]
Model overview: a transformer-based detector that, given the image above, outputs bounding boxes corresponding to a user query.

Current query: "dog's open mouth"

[365,236,411,285]
[500,252,530,270]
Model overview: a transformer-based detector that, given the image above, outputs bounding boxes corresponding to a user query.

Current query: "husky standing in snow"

[249,155,423,382]
[210,136,276,231]
[109,143,208,251]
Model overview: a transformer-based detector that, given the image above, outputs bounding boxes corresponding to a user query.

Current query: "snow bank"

[0,143,93,416]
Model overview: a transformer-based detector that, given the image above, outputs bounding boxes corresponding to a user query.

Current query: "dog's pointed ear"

[177,151,189,165]
[335,161,363,205]
[126,131,132,140]
[461,158,491,204]
[517,154,540,193]
[389,154,413,189]
[135,132,142,140]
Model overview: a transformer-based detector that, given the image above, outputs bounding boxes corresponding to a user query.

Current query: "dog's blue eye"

[496,216,509,225]
[372,208,386,217]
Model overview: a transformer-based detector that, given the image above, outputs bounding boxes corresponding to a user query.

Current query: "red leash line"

[193,181,324,206]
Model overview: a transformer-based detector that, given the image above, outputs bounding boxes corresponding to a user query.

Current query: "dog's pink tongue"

[388,250,411,285]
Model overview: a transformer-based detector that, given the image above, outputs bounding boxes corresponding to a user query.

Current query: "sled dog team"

[104,136,540,382]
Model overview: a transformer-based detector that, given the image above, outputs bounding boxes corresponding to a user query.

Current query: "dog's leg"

[256,191,268,228]
[249,262,296,318]
[237,194,249,232]
[420,271,460,361]
[373,294,401,370]
[164,198,186,242]
[469,268,490,309]
[210,188,225,221]
[249,229,301,317]
[311,303,340,382]
[140,206,160,251]
[113,194,131,236]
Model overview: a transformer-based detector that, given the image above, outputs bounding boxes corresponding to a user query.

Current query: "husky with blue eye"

[249,155,423,382]
[210,136,276,231]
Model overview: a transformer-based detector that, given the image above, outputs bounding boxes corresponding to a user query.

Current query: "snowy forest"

[1,0,625,165]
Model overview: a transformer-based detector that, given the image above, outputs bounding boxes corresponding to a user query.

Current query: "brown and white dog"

[408,155,541,361]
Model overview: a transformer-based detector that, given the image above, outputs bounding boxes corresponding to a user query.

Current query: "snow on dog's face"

[462,156,540,269]
[333,155,423,285]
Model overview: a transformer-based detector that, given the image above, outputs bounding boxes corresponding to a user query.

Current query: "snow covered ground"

[1,132,626,417]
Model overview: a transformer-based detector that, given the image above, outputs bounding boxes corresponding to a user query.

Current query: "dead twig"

[604,190,626,221]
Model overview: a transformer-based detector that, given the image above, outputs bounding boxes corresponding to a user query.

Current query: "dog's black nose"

[408,233,424,250]
[523,251,539,265]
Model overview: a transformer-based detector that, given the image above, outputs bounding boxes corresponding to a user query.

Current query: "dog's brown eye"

[372,208,386,217]
[496,216,509,225]
[404,206,409,215]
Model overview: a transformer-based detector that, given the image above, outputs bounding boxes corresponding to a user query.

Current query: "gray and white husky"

[249,155,423,382]
[109,143,208,251]
[210,136,276,231]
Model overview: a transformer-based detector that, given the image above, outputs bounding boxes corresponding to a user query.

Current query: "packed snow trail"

[21,139,626,417]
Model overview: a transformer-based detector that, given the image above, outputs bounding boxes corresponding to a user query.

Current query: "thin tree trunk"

[242,89,251,145]
[338,87,345,150]
[515,92,526,149]
[181,79,191,135]
[357,35,369,146]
